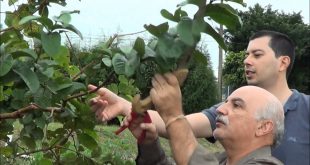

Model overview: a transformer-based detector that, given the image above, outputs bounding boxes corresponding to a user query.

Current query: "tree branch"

[64,70,115,102]
[15,129,74,157]
[0,103,63,120]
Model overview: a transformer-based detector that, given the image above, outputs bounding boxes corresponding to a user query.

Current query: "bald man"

[127,73,284,165]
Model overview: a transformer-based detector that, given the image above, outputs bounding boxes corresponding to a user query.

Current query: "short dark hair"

[249,30,295,77]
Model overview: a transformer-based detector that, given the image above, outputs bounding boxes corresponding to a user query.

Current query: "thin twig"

[15,129,74,157]
[72,61,96,81]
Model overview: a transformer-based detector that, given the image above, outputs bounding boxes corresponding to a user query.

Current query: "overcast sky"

[1,0,309,76]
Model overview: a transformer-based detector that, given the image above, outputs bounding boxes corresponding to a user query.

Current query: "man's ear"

[279,56,290,72]
[256,120,274,137]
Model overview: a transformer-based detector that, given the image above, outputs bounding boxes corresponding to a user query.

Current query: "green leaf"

[226,0,247,7]
[102,57,112,67]
[37,17,53,29]
[11,49,38,59]
[9,0,18,6]
[19,15,41,25]
[77,133,98,150]
[21,114,33,125]
[144,22,169,37]
[143,46,156,59]
[54,13,71,27]
[133,37,145,56]
[0,146,13,157]
[192,19,205,38]
[63,24,83,39]
[160,9,177,22]
[13,62,40,93]
[203,22,227,51]
[21,135,36,150]
[53,46,70,68]
[125,50,140,77]
[41,67,54,78]
[107,83,118,94]
[0,53,14,76]
[31,127,44,140]
[34,87,52,108]
[41,32,61,57]
[62,153,77,163]
[205,3,242,30]
[46,77,73,92]
[112,53,127,75]
[91,146,102,158]
[35,116,46,129]
[35,158,53,165]
[68,65,80,78]
[177,17,195,46]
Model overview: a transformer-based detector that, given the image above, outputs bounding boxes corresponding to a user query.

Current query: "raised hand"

[150,72,184,123]
[88,84,132,122]
[123,112,158,144]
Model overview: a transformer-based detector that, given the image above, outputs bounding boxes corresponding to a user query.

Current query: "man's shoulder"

[287,89,309,109]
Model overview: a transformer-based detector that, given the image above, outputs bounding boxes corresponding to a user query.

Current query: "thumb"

[88,84,97,91]
[140,123,156,133]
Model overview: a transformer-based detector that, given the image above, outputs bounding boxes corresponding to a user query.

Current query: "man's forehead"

[247,36,271,49]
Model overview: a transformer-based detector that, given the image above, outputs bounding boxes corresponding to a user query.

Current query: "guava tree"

[0,0,243,164]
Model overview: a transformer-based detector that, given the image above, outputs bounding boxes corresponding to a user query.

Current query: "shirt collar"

[283,89,299,113]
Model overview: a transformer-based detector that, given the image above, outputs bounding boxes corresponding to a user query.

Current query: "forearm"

[149,111,213,139]
[166,117,198,165]
[148,110,168,138]
[186,113,213,138]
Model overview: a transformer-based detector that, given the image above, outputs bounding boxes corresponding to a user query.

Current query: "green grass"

[97,125,224,161]
[5,122,223,164]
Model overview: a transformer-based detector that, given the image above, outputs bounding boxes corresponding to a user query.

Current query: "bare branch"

[0,103,63,120]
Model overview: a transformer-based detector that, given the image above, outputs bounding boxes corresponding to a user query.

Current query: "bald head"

[231,86,284,147]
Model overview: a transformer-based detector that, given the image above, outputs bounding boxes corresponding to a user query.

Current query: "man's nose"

[243,55,252,66]
[216,104,228,115]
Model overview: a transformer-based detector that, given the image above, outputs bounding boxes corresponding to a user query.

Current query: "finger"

[89,98,98,106]
[151,77,159,89]
[88,84,97,91]
[164,72,178,86]
[90,100,106,112]
[102,112,109,121]
[141,123,156,133]
[154,74,167,87]
[122,116,129,126]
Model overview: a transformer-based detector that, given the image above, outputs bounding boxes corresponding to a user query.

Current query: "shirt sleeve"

[135,138,173,165]
[201,102,223,143]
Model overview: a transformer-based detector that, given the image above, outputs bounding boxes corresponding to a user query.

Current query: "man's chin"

[246,80,257,85]
[213,130,223,140]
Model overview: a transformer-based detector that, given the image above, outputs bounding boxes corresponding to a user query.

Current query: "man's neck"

[223,142,254,165]
[260,77,293,104]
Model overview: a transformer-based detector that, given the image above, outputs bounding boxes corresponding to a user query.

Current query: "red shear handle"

[114,111,152,144]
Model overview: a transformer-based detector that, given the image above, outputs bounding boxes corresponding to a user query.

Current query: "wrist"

[165,115,186,130]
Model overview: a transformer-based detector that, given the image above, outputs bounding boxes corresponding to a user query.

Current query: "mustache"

[216,115,229,125]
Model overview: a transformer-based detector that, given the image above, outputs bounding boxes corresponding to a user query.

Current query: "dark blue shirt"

[202,89,310,165]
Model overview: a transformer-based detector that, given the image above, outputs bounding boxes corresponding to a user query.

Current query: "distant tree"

[182,60,219,114]
[223,4,310,93]
[222,51,247,91]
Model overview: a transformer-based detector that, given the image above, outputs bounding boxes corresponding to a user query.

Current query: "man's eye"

[233,103,239,107]
[254,54,262,57]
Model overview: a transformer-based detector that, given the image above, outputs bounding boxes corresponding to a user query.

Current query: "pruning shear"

[114,94,152,144]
